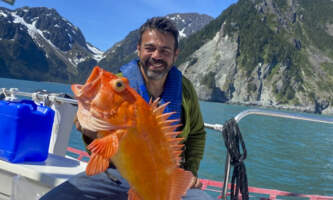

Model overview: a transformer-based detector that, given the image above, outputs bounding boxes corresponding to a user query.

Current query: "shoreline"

[201,99,333,116]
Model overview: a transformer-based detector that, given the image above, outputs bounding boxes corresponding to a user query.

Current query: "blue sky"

[0,0,238,51]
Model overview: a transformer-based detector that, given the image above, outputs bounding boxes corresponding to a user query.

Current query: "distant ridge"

[0,7,213,83]
[177,0,333,114]
[97,13,213,72]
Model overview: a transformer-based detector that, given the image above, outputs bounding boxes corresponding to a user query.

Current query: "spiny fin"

[128,188,143,200]
[149,97,160,110]
[168,137,183,145]
[86,130,126,176]
[169,168,195,199]
[166,131,182,138]
[151,100,184,165]
[171,144,184,151]
[153,102,170,116]
[156,112,175,121]
[158,119,179,126]
[162,124,182,133]
[86,153,109,176]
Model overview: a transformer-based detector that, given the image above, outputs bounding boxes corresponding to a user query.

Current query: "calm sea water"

[1,78,333,198]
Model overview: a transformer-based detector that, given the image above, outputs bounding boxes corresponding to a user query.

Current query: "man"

[41,17,212,200]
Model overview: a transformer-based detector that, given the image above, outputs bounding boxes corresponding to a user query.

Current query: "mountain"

[0,6,103,83]
[98,13,213,72]
[177,0,333,114]
[0,7,213,83]
[1,3,333,114]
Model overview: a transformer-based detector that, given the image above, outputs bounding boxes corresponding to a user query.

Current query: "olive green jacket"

[178,76,206,177]
[82,74,206,177]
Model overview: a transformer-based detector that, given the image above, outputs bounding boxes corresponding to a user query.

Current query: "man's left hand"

[191,177,203,189]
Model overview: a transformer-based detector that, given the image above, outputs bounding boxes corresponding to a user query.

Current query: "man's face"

[137,29,179,80]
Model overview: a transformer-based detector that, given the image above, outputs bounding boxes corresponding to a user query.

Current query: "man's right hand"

[74,115,98,140]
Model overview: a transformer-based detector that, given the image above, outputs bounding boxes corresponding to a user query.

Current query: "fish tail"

[169,168,195,200]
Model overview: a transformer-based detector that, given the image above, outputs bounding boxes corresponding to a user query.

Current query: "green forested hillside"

[177,0,333,113]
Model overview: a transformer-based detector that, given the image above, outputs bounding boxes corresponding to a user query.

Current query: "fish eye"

[110,79,125,92]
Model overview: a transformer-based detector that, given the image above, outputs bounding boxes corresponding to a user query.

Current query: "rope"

[222,118,249,200]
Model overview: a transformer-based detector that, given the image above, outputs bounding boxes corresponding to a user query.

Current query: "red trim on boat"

[200,179,333,199]
[66,147,333,200]
[67,147,90,161]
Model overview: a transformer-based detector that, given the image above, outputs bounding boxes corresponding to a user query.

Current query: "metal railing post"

[221,153,231,199]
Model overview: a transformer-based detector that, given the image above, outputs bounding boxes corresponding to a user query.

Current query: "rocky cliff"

[178,0,333,114]
[1,2,333,114]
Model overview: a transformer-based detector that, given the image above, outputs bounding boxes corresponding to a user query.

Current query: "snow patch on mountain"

[87,43,104,61]
[0,10,8,17]
[69,56,87,66]
[179,28,187,38]
[11,12,57,50]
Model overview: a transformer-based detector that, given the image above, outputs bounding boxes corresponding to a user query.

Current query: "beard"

[140,58,171,80]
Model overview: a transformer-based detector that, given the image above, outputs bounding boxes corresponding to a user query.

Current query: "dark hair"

[138,17,179,50]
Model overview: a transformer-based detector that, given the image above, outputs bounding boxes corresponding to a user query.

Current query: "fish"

[71,66,194,200]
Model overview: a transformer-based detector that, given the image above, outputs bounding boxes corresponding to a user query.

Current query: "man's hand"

[191,177,203,189]
[74,115,98,139]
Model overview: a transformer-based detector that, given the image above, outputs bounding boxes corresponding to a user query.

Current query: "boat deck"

[0,154,86,200]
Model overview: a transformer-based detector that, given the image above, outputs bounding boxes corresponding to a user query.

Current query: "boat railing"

[1,88,77,104]
[2,88,333,199]
[204,109,333,200]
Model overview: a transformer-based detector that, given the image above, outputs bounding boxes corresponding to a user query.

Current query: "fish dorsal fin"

[168,168,194,200]
[149,97,160,110]
[153,102,169,116]
[151,101,184,166]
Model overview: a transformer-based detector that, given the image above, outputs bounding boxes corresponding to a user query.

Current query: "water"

[1,78,333,198]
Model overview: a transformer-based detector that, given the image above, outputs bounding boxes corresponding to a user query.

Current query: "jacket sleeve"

[181,77,206,177]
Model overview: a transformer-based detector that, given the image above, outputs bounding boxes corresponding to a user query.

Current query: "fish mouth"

[90,109,114,121]
[77,104,115,132]
[77,104,133,132]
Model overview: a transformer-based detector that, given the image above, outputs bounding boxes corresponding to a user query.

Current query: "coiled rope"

[222,118,249,200]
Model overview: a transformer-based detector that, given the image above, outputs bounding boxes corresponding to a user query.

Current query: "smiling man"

[120,18,208,187]
[41,17,212,200]
[137,28,179,99]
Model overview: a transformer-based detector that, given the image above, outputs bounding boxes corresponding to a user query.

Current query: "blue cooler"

[0,100,55,163]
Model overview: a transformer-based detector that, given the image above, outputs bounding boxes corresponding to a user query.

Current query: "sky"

[0,0,238,51]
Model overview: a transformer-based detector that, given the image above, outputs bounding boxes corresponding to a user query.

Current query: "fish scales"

[71,66,194,200]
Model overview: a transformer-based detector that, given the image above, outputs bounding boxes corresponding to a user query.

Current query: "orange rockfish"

[71,66,194,200]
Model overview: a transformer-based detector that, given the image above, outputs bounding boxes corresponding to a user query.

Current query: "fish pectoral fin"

[86,153,109,176]
[85,129,127,176]
[128,188,143,200]
[169,168,195,200]
[88,129,126,158]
